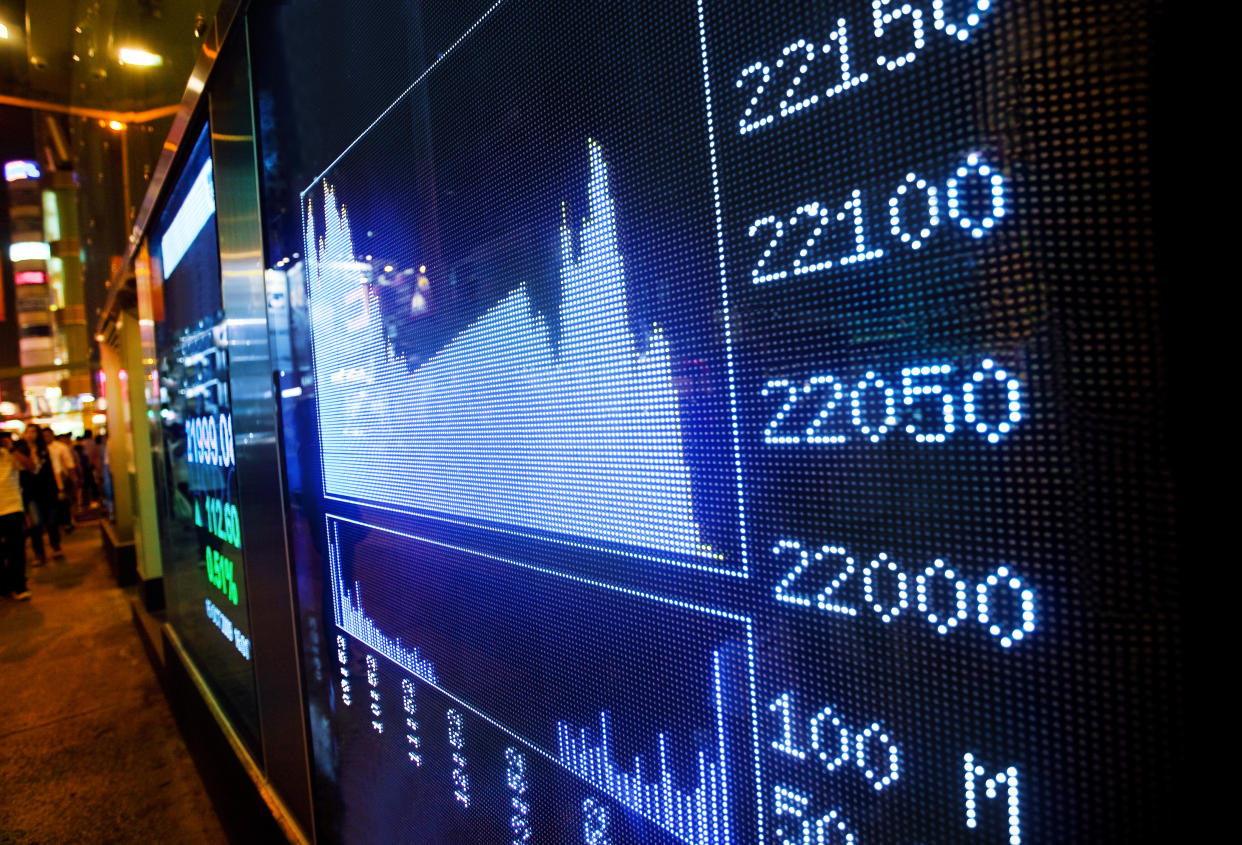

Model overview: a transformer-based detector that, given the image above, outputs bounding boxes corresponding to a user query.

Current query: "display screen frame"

[247,0,1180,842]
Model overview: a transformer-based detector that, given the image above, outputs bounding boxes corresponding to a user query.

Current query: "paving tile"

[0,523,228,844]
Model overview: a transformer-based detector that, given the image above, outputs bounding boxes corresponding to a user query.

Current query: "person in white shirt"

[0,437,35,600]
[43,429,76,533]
[42,429,72,492]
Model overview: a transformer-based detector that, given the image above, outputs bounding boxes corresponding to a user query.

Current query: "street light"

[118,47,163,67]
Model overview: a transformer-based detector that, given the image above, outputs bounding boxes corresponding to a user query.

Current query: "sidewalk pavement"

[0,521,228,844]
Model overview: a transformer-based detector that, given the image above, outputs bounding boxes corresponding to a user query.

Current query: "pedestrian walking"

[0,436,34,600]
[18,425,61,563]
[76,437,99,506]
[46,430,76,533]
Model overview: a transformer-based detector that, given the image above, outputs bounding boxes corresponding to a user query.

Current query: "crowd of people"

[0,426,105,601]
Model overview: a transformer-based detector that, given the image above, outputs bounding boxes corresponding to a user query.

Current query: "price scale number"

[762,358,1023,446]
[773,540,1036,648]
[746,153,1006,286]
[735,0,998,137]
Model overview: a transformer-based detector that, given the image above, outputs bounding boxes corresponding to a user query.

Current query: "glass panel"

[154,122,260,751]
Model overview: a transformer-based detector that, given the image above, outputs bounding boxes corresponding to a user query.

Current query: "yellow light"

[0,23,8,39]
[118,47,163,67]
[108,120,125,131]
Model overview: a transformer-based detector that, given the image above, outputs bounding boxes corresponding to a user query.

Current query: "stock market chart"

[281,0,1174,841]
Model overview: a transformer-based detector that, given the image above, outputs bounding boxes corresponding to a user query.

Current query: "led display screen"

[252,0,1177,841]
[154,123,260,750]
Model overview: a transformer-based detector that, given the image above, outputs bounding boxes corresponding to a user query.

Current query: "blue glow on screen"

[160,157,216,277]
[306,142,735,568]
[262,0,1174,840]
[322,514,758,845]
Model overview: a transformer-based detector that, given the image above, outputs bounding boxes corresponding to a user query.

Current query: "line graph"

[305,141,732,568]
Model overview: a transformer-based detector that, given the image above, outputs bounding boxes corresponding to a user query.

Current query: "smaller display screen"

[153,124,261,749]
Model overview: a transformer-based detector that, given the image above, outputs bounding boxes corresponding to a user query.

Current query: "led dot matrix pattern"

[248,0,1177,841]
[706,0,1175,839]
